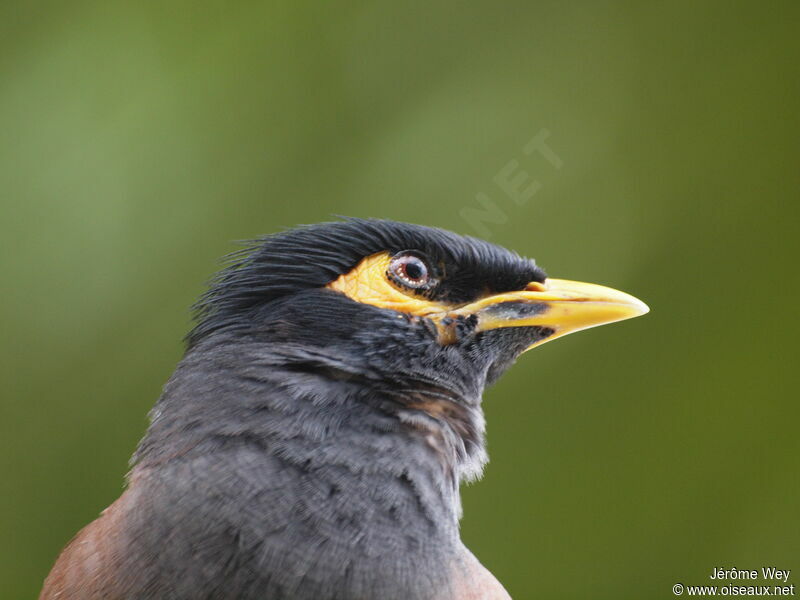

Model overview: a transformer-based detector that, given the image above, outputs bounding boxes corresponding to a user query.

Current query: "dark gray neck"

[126,336,486,599]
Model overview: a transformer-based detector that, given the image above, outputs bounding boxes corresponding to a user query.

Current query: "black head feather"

[188,218,546,347]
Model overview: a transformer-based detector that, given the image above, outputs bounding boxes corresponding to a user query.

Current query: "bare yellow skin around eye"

[325,252,452,317]
[326,252,650,352]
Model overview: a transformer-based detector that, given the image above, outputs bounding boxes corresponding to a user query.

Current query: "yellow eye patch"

[325,251,649,353]
[326,252,453,317]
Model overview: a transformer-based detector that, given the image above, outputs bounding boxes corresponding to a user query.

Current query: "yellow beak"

[448,278,649,351]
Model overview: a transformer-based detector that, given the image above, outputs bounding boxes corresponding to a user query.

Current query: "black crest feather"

[187,218,545,347]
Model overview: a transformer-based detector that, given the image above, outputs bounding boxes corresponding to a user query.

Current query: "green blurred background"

[2,2,799,598]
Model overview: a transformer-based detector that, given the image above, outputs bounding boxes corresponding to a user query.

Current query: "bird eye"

[388,252,433,290]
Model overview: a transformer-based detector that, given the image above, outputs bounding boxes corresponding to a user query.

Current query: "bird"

[40,218,648,600]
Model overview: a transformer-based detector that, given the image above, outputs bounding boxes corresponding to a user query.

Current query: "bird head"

[187,218,648,403]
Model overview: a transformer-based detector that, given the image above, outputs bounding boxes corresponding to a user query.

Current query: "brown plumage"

[40,484,137,599]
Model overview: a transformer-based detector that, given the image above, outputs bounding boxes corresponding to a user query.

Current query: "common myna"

[40,219,648,599]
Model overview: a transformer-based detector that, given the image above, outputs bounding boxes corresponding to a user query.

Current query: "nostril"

[525,281,547,292]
